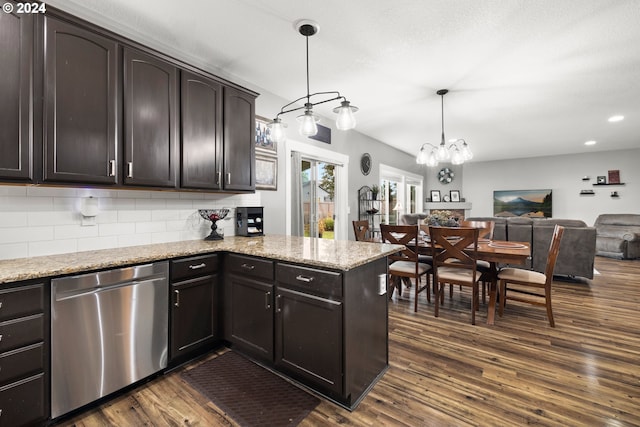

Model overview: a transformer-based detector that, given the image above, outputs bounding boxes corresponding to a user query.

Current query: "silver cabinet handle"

[0,334,3,342]
[265,291,271,309]
[216,172,221,185]
[295,275,314,283]
[275,294,281,313]
[127,162,133,178]
[174,290,180,307]
[188,263,206,270]
[226,172,231,185]
[108,160,116,176]
[241,263,255,270]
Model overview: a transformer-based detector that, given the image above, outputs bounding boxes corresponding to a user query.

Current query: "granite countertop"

[0,235,402,284]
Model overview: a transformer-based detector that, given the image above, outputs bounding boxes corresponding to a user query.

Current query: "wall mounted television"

[493,189,552,217]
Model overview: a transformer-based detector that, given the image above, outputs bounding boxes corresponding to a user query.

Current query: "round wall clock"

[438,167,454,184]
[360,153,372,176]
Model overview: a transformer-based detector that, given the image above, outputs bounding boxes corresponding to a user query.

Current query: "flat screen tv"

[493,189,552,218]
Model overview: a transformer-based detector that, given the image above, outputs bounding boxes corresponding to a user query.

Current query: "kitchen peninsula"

[0,236,401,425]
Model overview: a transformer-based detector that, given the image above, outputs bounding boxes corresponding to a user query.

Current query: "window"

[379,164,423,224]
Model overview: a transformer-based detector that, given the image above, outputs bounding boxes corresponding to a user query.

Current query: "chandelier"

[268,20,358,143]
[416,89,473,167]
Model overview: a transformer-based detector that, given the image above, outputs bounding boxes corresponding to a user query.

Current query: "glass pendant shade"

[268,118,287,144]
[333,101,358,130]
[297,110,319,136]
[426,150,439,167]
[416,147,428,164]
[436,143,450,161]
[451,147,464,165]
[461,141,473,160]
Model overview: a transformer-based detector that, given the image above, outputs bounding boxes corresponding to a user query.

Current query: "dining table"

[399,236,531,325]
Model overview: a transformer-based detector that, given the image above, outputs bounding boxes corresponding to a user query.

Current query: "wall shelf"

[593,183,625,186]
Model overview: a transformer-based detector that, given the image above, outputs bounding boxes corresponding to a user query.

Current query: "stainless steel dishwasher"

[51,261,169,419]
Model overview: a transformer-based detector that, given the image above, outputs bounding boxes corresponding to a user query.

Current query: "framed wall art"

[430,190,441,202]
[450,190,461,202]
[255,115,277,154]
[255,153,277,190]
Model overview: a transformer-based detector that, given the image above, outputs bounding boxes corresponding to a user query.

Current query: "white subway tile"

[118,233,151,247]
[118,210,151,222]
[27,187,77,198]
[77,236,119,252]
[117,189,151,199]
[0,185,27,196]
[29,239,77,257]
[0,243,28,260]
[55,224,100,239]
[28,211,77,226]
[0,196,54,211]
[151,210,181,221]
[0,212,28,227]
[151,230,183,244]
[135,198,167,210]
[99,222,135,236]
[136,221,166,233]
[0,226,54,244]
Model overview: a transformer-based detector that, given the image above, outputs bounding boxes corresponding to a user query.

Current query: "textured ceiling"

[45,0,640,162]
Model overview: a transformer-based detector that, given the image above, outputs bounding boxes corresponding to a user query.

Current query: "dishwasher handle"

[54,275,167,302]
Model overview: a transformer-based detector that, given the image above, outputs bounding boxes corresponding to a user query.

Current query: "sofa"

[465,217,596,279]
[594,214,640,259]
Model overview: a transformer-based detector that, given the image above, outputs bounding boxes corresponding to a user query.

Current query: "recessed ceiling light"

[584,140,597,146]
[608,115,624,122]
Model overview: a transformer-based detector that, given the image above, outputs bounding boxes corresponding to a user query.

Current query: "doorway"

[302,159,336,239]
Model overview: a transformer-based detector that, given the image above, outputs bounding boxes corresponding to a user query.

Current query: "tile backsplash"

[0,185,260,260]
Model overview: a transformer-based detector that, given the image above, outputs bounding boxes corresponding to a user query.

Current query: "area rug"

[181,351,320,426]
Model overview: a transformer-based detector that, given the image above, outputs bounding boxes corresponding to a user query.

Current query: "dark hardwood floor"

[55,256,640,427]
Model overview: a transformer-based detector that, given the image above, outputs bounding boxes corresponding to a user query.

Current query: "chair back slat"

[352,220,370,241]
[544,225,565,282]
[429,226,479,268]
[380,224,419,263]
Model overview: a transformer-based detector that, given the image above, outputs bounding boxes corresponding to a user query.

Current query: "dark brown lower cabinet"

[224,254,275,363]
[170,255,219,364]
[0,280,48,427]
[274,286,343,396]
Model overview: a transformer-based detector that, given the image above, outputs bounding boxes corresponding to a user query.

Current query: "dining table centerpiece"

[423,210,459,227]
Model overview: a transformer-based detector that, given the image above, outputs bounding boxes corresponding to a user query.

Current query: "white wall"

[462,148,639,226]
[0,185,260,260]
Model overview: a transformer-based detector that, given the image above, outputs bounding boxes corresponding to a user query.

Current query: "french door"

[301,159,337,239]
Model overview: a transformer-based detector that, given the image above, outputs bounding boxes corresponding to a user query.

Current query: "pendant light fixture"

[416,89,473,167]
[268,20,358,143]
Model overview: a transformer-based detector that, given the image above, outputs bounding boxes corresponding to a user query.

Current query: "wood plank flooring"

[54,256,640,426]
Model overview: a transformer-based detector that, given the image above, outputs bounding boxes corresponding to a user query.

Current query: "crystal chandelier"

[268,20,358,143]
[416,89,473,167]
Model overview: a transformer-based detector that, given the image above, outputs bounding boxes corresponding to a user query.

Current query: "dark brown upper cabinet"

[181,71,223,190]
[43,17,119,185]
[223,86,255,191]
[123,47,178,188]
[0,3,34,181]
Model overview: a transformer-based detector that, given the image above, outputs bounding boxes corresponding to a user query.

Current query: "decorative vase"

[198,209,229,240]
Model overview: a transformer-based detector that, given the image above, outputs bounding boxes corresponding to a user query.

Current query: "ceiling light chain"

[268,20,358,143]
[416,89,473,167]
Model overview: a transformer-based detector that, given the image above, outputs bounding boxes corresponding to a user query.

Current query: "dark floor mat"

[181,351,320,426]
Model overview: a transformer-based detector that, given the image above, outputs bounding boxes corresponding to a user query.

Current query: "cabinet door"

[170,274,218,361]
[275,286,343,396]
[43,17,119,184]
[227,274,273,361]
[181,71,222,189]
[0,3,33,181]
[123,47,178,188]
[223,86,255,191]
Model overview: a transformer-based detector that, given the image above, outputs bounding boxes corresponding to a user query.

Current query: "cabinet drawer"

[171,254,219,281]
[0,283,44,322]
[0,343,43,387]
[227,254,274,281]
[0,314,44,353]
[276,264,342,299]
[0,373,46,427]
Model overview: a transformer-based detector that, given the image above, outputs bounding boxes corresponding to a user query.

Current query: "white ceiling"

[46,0,640,162]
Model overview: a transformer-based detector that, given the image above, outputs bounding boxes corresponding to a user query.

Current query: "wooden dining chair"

[430,226,481,324]
[498,224,564,327]
[352,220,370,241]
[459,220,495,303]
[380,224,431,312]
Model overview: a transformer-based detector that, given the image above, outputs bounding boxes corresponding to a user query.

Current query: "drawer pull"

[188,263,206,270]
[275,294,282,313]
[265,291,271,309]
[241,263,255,270]
[108,159,116,176]
[0,334,2,342]
[174,290,180,307]
[127,162,133,178]
[295,275,314,283]
[216,172,221,185]
[226,172,231,185]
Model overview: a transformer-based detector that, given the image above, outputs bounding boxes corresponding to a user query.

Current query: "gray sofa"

[594,214,640,259]
[466,216,596,279]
